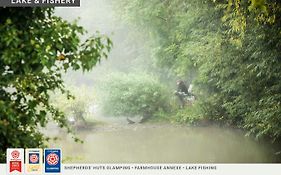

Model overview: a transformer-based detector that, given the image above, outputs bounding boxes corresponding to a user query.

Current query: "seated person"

[174,80,190,108]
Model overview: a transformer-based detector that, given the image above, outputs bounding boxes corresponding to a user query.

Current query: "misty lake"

[47,122,275,163]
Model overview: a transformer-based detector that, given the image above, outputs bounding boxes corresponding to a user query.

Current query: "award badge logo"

[7,148,24,174]
[25,148,43,174]
[44,148,62,173]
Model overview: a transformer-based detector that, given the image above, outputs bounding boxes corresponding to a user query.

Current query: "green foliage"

[170,104,202,125]
[115,0,281,145]
[215,0,281,40]
[100,72,171,118]
[198,18,281,141]
[0,8,112,162]
[197,0,281,142]
[114,0,221,79]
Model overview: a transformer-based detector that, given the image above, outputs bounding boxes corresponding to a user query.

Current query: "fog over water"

[50,123,273,163]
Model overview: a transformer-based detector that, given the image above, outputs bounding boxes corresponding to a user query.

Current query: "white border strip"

[0,164,281,175]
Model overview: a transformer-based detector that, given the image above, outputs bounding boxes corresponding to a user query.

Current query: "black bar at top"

[0,0,80,7]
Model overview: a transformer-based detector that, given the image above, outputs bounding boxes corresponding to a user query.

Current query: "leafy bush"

[170,102,202,125]
[99,72,171,118]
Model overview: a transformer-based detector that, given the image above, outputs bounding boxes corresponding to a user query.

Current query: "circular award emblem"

[46,153,59,165]
[11,150,20,159]
[29,154,39,163]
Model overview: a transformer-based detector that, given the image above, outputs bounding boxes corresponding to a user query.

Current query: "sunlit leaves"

[215,0,281,39]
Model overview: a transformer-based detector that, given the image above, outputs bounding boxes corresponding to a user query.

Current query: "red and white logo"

[7,148,24,174]
[46,153,59,165]
[11,150,20,159]
[29,154,39,163]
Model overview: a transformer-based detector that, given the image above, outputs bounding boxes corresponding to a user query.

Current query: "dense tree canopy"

[114,0,281,149]
[0,8,112,162]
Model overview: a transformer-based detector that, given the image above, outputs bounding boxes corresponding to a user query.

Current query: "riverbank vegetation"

[99,72,172,119]
[111,0,281,149]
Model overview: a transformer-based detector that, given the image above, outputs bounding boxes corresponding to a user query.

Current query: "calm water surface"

[48,123,274,163]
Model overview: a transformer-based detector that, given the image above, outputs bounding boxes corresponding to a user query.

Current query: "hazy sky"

[55,0,115,35]
[55,0,154,86]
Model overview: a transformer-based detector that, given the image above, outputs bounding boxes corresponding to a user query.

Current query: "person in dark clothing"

[175,80,189,108]
[177,80,189,94]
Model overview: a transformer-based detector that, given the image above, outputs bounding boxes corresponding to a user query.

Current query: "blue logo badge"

[44,149,61,173]
[29,153,39,164]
